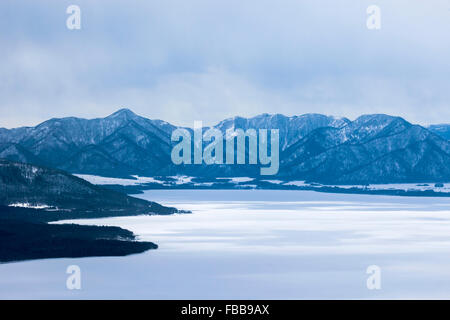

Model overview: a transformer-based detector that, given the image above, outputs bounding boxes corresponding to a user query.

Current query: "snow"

[261,180,284,184]
[283,180,308,187]
[8,203,51,210]
[367,183,450,193]
[193,182,214,187]
[283,181,450,193]
[319,182,450,193]
[169,176,194,185]
[74,174,450,194]
[75,174,163,186]
[217,177,254,183]
[239,184,258,189]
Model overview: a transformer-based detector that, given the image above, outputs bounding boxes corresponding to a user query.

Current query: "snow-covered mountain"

[281,114,450,183]
[215,113,349,151]
[0,109,449,184]
[428,124,450,140]
[0,109,175,177]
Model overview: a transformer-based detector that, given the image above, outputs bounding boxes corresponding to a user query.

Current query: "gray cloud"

[0,0,449,127]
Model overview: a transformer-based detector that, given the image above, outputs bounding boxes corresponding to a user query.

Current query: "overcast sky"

[0,0,449,128]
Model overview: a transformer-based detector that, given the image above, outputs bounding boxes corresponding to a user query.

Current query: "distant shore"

[0,205,161,264]
[75,174,450,198]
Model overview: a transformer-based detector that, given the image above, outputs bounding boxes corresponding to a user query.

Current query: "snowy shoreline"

[75,174,450,197]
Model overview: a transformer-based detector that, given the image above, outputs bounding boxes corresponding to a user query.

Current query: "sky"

[0,0,449,128]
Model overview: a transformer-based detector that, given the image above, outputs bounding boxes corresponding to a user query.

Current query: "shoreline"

[0,205,166,264]
[101,183,450,198]
[74,174,450,198]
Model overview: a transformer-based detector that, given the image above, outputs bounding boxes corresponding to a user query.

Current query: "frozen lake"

[2,190,450,299]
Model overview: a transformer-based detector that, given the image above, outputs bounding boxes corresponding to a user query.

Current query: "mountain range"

[1,108,449,184]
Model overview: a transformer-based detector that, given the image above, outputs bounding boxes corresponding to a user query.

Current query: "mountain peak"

[107,108,138,120]
[354,114,398,123]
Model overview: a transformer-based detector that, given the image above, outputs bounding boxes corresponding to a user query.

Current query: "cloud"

[0,0,449,127]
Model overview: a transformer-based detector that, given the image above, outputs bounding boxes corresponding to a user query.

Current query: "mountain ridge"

[0,158,179,218]
[1,109,449,184]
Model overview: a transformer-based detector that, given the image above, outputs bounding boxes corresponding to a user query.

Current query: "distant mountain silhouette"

[281,115,450,183]
[1,109,449,184]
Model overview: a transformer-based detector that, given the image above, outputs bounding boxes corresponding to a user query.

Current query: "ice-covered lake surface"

[2,190,450,299]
